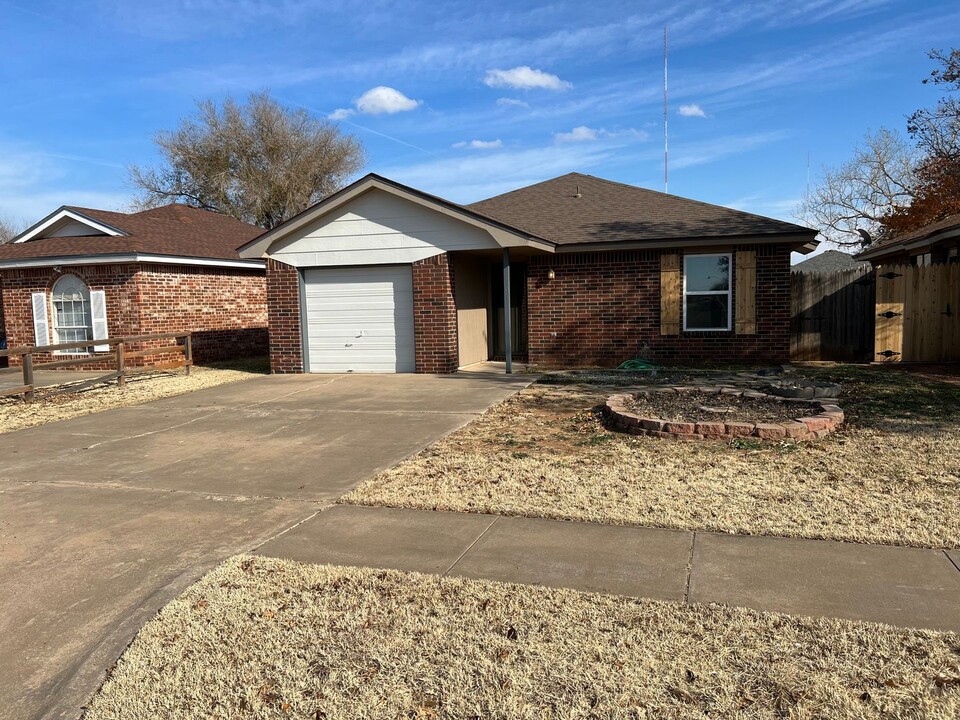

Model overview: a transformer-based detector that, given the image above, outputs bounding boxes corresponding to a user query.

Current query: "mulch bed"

[627,390,817,423]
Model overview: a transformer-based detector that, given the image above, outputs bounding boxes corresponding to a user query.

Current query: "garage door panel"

[303,266,416,373]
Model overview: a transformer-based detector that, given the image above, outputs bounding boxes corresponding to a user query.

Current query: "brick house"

[239,173,818,373]
[0,204,268,368]
[855,213,960,267]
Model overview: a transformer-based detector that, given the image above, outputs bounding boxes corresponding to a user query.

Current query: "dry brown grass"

[85,555,960,720]
[0,358,267,435]
[343,367,960,549]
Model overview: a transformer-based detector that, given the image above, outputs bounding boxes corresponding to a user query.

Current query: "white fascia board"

[13,207,128,243]
[0,253,265,271]
[238,176,554,258]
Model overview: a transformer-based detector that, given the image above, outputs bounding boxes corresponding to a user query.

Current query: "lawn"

[342,365,960,549]
[0,356,268,435]
[85,555,960,719]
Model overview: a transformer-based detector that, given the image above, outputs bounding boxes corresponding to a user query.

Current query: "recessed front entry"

[303,265,415,373]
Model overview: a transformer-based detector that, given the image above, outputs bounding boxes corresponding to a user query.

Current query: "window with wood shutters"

[51,275,93,352]
[683,254,731,331]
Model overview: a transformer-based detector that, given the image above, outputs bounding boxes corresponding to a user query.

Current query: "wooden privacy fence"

[875,264,960,362]
[791,267,875,362]
[0,332,192,400]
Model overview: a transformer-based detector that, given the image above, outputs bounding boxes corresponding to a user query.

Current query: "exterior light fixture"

[547,269,556,280]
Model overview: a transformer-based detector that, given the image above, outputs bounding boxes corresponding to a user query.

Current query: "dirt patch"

[628,389,817,423]
[84,556,960,720]
[0,357,267,434]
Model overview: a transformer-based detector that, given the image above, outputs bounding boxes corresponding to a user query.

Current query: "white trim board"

[0,254,265,271]
[13,207,127,243]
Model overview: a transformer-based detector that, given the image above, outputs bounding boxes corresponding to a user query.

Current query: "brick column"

[266,259,303,373]
[412,254,459,373]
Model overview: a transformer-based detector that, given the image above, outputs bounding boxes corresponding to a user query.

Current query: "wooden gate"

[791,267,875,361]
[874,264,960,362]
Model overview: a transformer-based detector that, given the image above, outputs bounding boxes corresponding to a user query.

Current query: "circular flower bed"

[603,386,843,441]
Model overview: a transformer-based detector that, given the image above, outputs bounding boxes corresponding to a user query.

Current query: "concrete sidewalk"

[256,505,960,632]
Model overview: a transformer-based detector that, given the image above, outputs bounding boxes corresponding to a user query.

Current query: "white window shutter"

[90,290,109,352]
[31,292,50,348]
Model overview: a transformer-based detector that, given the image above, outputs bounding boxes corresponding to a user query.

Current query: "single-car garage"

[303,265,415,373]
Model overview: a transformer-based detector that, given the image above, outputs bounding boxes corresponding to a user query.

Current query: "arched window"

[51,274,93,345]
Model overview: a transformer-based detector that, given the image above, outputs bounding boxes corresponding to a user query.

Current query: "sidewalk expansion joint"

[443,515,501,575]
[683,531,697,604]
[945,550,960,575]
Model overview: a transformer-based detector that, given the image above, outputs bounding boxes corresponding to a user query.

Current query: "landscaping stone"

[695,421,726,437]
[754,423,787,440]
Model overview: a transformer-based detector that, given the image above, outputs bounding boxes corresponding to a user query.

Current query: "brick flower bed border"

[603,386,844,442]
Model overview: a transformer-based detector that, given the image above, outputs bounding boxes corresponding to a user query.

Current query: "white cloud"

[496,97,530,109]
[677,103,707,118]
[328,107,355,120]
[354,86,421,115]
[554,125,598,143]
[553,126,648,144]
[453,139,504,150]
[483,66,572,91]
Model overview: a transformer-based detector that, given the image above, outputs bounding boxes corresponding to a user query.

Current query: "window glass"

[684,254,730,292]
[51,275,92,348]
[686,295,729,330]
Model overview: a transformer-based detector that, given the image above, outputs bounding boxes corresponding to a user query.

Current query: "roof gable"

[0,204,264,267]
[468,173,816,247]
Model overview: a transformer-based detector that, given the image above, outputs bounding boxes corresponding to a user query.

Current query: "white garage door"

[303,266,416,373]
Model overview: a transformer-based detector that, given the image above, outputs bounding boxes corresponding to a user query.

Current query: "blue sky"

[2,0,957,251]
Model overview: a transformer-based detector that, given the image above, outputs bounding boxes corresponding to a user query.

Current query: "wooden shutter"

[660,254,681,335]
[735,250,757,335]
[31,292,50,347]
[90,290,109,352]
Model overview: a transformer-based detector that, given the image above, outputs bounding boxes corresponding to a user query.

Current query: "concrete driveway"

[0,371,531,720]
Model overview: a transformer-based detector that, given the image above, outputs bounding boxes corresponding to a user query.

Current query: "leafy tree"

[881,156,960,236]
[798,128,917,248]
[130,92,366,229]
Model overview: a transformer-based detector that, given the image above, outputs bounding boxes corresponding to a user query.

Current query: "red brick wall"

[0,263,267,370]
[0,265,141,369]
[412,254,459,373]
[527,245,791,367]
[135,264,267,364]
[265,258,303,373]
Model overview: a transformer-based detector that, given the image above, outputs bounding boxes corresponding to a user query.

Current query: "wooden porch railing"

[0,332,192,401]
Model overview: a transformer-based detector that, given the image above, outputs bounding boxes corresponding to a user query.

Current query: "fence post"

[184,334,192,376]
[115,341,126,388]
[22,352,34,401]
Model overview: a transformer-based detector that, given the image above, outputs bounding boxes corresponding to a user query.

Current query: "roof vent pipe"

[574,184,581,199]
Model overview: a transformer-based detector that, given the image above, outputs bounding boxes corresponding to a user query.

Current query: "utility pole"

[664,26,668,194]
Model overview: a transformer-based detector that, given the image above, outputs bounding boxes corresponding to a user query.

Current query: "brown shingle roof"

[0,204,263,262]
[855,214,960,260]
[467,172,814,246]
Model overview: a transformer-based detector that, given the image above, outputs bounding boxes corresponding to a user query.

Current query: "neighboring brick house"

[0,204,267,369]
[239,173,818,374]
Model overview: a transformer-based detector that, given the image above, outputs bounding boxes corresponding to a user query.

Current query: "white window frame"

[683,252,732,332]
[50,274,93,355]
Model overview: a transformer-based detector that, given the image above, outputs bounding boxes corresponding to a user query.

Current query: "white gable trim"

[0,253,265,271]
[13,207,128,243]
[238,174,555,259]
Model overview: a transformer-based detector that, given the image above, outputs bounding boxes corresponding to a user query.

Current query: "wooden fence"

[791,267,876,362]
[0,332,192,400]
[875,264,960,362]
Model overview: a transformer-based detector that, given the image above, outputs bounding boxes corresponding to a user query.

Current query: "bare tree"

[799,128,918,248]
[0,213,27,243]
[130,92,366,229]
[908,48,960,161]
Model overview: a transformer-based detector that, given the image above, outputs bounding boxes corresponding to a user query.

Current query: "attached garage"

[302,266,415,373]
